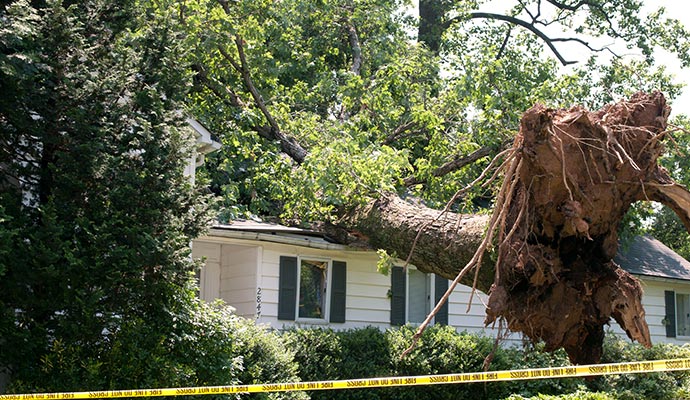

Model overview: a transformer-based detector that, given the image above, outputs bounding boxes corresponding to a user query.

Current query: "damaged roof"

[213,222,690,281]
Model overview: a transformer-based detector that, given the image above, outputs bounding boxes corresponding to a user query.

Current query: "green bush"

[587,332,690,400]
[338,326,390,379]
[503,390,615,400]
[336,326,391,400]
[20,317,690,400]
[282,327,343,384]
[498,342,582,398]
[386,325,505,399]
[282,326,390,400]
[283,326,690,400]
[7,294,306,400]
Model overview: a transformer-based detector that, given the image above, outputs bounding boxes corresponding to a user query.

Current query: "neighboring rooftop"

[615,235,690,281]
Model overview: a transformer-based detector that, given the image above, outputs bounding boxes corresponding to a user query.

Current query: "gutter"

[206,227,365,252]
[631,273,690,284]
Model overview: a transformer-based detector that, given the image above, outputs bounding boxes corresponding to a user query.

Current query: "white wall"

[220,244,259,318]
[193,234,510,341]
[258,244,392,329]
[192,239,259,318]
[193,240,222,302]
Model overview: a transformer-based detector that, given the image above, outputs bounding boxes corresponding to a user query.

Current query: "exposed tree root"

[484,91,685,364]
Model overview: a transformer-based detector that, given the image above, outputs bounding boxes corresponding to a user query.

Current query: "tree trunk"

[418,0,447,54]
[338,193,494,291]
[337,91,690,364]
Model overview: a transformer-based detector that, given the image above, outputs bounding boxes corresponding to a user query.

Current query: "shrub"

[338,326,390,379]
[282,326,390,400]
[8,295,306,400]
[498,342,583,398]
[502,390,615,399]
[282,327,343,384]
[385,325,508,400]
[335,326,391,400]
[587,332,690,400]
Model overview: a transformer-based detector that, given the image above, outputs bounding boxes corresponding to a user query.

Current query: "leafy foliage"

[8,293,306,400]
[182,0,690,227]
[283,326,690,400]
[590,332,690,400]
[0,0,220,393]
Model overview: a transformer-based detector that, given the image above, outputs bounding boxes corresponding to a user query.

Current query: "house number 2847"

[256,287,262,318]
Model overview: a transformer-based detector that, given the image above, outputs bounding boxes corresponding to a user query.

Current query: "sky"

[644,1,690,116]
[408,0,690,117]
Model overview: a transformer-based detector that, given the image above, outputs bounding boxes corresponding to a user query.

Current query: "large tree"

[184,0,690,363]
[0,0,236,392]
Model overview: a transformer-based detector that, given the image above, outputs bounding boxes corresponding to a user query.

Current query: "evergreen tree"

[0,0,214,391]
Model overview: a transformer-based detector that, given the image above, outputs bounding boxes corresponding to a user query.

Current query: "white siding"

[192,238,259,318]
[193,234,511,340]
[219,244,258,318]
[192,241,221,302]
[608,277,690,346]
[258,244,393,329]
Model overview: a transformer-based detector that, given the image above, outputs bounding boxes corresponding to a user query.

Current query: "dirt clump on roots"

[484,91,687,364]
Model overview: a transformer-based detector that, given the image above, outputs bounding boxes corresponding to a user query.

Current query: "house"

[612,235,690,345]
[192,221,505,339]
[193,223,690,346]
[184,117,222,185]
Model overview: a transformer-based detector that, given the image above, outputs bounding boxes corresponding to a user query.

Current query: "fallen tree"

[187,0,690,365]
[336,91,690,364]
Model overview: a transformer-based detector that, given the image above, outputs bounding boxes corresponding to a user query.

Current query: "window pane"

[408,269,429,324]
[299,260,327,319]
[677,293,690,336]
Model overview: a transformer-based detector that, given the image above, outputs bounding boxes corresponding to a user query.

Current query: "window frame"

[390,266,447,327]
[676,292,690,338]
[295,256,332,323]
[406,267,432,325]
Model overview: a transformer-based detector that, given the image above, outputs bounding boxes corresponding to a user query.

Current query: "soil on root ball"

[485,91,675,364]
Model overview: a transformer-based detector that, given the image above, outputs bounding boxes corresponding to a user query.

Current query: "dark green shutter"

[329,261,347,323]
[278,256,298,320]
[391,266,406,326]
[434,275,449,325]
[665,290,676,338]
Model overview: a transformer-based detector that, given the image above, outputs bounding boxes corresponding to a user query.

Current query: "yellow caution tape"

[2,358,690,399]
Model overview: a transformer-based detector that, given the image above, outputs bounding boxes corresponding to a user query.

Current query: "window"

[298,259,328,319]
[407,269,431,324]
[664,290,690,338]
[677,293,690,336]
[278,256,346,323]
[390,266,448,326]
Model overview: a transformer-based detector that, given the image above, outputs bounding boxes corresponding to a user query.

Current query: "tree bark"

[338,193,495,292]
[418,0,447,54]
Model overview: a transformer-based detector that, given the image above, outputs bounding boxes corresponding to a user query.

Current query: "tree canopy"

[185,0,689,223]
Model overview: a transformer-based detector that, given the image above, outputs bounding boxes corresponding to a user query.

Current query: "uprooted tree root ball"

[485,91,690,364]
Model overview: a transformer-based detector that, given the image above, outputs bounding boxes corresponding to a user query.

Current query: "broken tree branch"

[403,139,512,187]
[216,37,308,164]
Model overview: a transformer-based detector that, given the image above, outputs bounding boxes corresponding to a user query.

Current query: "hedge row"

[281,325,690,400]
[9,302,689,400]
